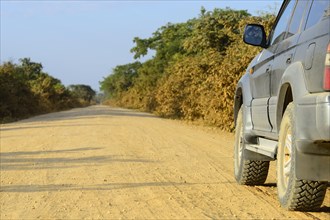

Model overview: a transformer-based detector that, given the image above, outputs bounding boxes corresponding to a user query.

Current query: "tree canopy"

[0,58,96,122]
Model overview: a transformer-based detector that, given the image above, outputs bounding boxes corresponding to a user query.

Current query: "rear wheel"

[277,103,327,211]
[234,106,269,185]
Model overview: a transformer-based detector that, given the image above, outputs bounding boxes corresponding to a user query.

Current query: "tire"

[277,103,327,211]
[234,106,269,185]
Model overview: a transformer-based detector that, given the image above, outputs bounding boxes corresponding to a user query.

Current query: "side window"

[287,0,309,38]
[305,0,330,29]
[270,0,297,45]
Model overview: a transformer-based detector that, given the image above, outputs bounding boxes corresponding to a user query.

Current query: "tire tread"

[239,160,269,185]
[287,180,327,211]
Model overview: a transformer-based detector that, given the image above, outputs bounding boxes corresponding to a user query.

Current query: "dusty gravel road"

[0,105,329,219]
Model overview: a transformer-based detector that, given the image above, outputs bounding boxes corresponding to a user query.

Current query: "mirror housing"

[243,24,268,48]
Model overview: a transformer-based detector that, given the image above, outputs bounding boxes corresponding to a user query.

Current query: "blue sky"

[1,0,281,91]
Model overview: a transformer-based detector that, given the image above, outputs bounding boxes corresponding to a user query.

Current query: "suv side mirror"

[243,24,267,48]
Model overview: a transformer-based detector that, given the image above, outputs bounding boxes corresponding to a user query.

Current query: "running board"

[246,138,277,159]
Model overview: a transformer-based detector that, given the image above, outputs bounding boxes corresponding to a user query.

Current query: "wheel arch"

[276,83,293,133]
[234,87,243,126]
[234,73,252,126]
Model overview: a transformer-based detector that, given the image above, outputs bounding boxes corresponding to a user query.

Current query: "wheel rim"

[234,117,244,174]
[282,127,292,190]
[238,125,244,168]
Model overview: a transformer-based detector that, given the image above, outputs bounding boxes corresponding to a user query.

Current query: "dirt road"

[0,105,329,219]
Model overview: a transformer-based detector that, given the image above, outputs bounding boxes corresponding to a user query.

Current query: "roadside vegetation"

[0,58,96,123]
[100,8,275,131]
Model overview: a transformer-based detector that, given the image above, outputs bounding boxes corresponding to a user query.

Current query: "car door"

[269,0,310,132]
[250,0,297,133]
[250,50,274,132]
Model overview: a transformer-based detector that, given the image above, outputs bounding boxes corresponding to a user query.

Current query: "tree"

[0,61,39,121]
[100,62,141,98]
[0,58,93,122]
[19,57,43,80]
[68,84,96,103]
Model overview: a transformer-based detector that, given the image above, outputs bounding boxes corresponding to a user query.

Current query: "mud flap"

[295,149,330,181]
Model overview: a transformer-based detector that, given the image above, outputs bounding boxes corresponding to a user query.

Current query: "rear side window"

[270,0,297,45]
[305,0,330,29]
[287,0,309,37]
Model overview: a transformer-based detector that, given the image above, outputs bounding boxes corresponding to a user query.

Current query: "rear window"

[305,0,330,29]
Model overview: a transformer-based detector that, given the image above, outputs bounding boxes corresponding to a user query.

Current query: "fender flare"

[276,62,308,132]
[234,73,256,144]
[234,73,252,124]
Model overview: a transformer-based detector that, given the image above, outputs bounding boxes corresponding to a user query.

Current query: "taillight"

[324,43,330,90]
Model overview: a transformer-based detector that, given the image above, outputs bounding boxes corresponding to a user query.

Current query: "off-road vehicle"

[234,0,330,211]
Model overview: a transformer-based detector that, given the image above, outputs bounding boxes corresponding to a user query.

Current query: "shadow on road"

[0,147,102,157]
[0,182,194,193]
[0,147,156,171]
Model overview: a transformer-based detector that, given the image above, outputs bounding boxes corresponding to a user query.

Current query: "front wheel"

[277,103,327,211]
[234,106,269,185]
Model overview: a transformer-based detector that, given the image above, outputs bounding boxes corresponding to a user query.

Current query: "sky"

[1,0,281,92]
